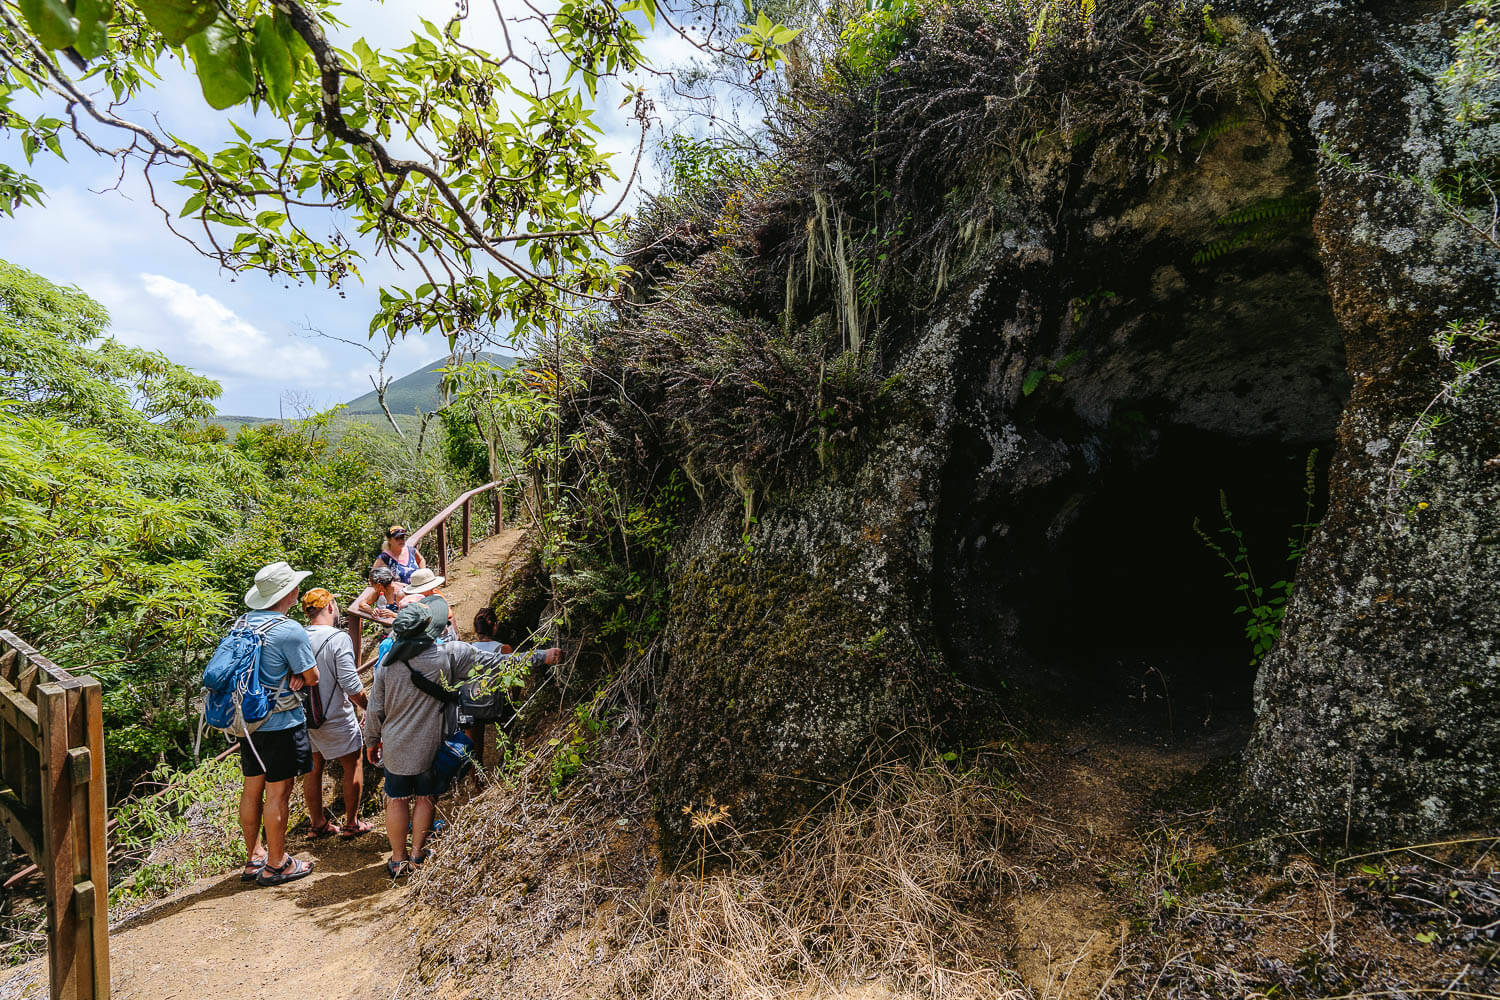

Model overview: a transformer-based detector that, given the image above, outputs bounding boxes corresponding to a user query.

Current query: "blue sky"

[0,1,698,416]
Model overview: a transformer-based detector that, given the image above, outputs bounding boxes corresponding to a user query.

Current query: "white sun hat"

[244,561,313,610]
[404,568,446,594]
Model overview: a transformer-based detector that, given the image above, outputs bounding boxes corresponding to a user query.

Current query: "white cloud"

[136,273,329,382]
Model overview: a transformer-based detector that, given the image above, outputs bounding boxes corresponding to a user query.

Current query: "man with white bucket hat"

[237,561,320,887]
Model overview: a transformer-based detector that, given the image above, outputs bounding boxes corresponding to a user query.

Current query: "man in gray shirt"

[364,600,559,876]
[301,589,370,838]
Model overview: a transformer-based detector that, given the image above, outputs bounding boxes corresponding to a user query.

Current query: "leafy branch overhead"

[0,0,790,345]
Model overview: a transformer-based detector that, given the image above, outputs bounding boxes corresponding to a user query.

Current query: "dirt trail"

[3,524,1249,1000]
[436,528,527,639]
[105,827,408,1000]
[1005,705,1251,999]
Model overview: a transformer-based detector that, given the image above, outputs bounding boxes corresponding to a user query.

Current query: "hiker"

[459,607,512,751]
[402,568,457,639]
[399,567,445,605]
[364,602,561,877]
[300,589,373,840]
[351,565,405,624]
[374,524,425,584]
[235,561,318,887]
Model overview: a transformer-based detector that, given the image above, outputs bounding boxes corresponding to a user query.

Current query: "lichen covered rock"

[1231,0,1500,835]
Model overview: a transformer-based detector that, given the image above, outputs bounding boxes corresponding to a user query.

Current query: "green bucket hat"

[392,603,432,638]
[419,594,451,639]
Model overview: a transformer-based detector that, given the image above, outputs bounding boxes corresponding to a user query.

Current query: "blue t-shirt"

[244,610,313,732]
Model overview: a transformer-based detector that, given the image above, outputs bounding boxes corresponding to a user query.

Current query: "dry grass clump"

[403,715,658,993]
[614,748,1064,1000]
[401,731,1074,1000]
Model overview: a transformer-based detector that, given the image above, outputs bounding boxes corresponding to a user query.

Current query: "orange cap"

[300,588,335,613]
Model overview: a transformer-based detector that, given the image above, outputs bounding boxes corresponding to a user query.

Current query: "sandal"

[256,855,314,887]
[306,820,339,840]
[339,819,374,839]
[385,857,412,879]
[411,848,432,865]
[239,856,267,883]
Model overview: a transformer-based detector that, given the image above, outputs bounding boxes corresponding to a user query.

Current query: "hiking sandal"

[306,820,339,840]
[256,855,314,887]
[239,856,267,883]
[385,857,412,879]
[339,819,374,839]
[411,848,432,865]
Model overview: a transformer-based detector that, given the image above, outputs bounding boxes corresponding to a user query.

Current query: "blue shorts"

[384,769,439,798]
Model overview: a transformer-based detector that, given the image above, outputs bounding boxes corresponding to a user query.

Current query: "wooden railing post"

[407,480,508,579]
[346,611,362,665]
[79,680,108,998]
[38,682,76,1000]
[462,497,472,557]
[0,632,109,1000]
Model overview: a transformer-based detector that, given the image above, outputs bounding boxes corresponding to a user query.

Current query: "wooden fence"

[0,630,109,1000]
[346,478,512,662]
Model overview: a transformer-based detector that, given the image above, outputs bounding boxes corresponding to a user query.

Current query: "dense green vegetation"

[0,259,482,791]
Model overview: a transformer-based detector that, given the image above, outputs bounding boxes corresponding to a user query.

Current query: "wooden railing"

[345,479,513,662]
[0,630,109,1000]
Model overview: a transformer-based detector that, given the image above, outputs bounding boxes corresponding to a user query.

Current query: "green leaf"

[18,0,79,50]
[186,15,254,110]
[272,9,308,79]
[252,14,293,111]
[352,37,376,71]
[136,0,217,46]
[72,0,115,59]
[1021,370,1046,396]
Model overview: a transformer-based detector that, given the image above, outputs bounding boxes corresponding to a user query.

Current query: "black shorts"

[384,769,440,798]
[240,725,313,783]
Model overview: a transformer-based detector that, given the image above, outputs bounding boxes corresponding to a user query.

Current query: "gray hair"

[370,566,396,586]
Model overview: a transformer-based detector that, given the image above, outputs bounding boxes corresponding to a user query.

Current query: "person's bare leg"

[410,796,436,858]
[239,774,266,869]
[339,752,363,828]
[385,795,411,860]
[303,753,326,830]
[264,778,294,867]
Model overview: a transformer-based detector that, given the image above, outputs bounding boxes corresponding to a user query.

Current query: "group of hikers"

[217,524,560,886]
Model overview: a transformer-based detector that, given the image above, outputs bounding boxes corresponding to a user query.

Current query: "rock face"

[636,0,1500,840]
[1228,0,1500,835]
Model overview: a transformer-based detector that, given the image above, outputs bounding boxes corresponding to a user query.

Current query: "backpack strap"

[249,614,289,636]
[253,614,308,713]
[310,630,341,697]
[402,654,462,705]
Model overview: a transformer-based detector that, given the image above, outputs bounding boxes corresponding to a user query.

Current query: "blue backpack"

[198,615,300,764]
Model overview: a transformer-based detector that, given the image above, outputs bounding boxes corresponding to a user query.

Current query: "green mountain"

[213,351,514,430]
[343,351,513,416]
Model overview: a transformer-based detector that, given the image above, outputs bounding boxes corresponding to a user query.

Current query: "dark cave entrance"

[1014,428,1335,724]
[932,151,1352,740]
